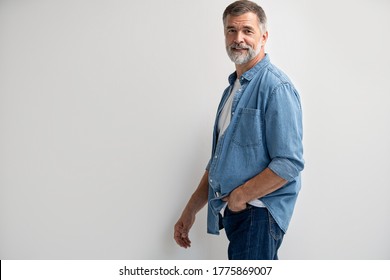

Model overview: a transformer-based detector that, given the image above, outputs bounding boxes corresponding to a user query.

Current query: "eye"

[226,28,236,34]
[244,29,254,34]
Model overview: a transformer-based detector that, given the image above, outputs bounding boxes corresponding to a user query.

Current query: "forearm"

[183,170,209,214]
[231,168,287,206]
[174,170,209,248]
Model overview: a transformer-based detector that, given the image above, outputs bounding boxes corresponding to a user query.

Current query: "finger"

[178,238,191,248]
[227,203,247,212]
[180,232,191,247]
[175,235,191,248]
[174,228,191,248]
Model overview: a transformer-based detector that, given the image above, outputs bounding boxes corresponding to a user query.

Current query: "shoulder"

[262,62,293,87]
[255,62,300,100]
[253,62,301,108]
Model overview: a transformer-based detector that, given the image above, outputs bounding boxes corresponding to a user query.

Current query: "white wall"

[1,0,389,259]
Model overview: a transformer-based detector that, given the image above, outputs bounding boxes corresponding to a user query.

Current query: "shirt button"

[214,155,218,159]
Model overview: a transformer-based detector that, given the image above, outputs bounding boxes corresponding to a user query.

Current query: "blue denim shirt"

[206,54,304,235]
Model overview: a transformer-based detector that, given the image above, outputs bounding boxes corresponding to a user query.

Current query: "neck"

[235,51,265,78]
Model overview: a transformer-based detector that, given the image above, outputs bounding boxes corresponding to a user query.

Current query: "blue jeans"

[222,205,284,260]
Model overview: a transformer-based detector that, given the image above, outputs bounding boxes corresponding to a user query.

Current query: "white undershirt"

[218,79,240,137]
[217,79,265,209]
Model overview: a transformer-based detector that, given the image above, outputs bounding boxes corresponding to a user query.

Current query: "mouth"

[231,47,248,52]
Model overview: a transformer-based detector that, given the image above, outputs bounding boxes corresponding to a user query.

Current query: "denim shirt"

[206,54,304,235]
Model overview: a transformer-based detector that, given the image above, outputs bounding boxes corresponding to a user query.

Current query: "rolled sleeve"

[265,83,304,181]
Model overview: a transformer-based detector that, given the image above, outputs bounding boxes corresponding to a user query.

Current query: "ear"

[261,31,269,46]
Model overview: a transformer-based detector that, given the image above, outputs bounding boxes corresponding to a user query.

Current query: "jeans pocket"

[268,211,284,241]
[222,204,253,243]
[226,203,253,215]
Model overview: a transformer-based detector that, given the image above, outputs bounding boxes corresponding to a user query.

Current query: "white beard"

[226,42,261,65]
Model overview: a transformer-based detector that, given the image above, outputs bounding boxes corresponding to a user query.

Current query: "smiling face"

[224,12,268,66]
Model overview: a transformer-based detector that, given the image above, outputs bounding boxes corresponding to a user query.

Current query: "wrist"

[239,181,254,203]
[234,185,249,205]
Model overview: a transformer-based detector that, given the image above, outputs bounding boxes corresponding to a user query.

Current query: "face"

[224,12,267,65]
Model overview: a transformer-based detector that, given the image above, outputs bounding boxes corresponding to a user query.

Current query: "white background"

[1,0,389,259]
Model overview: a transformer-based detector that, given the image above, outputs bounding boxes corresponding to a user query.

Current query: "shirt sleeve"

[265,83,304,181]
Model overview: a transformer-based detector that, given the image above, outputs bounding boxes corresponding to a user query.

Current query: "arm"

[225,83,304,211]
[174,170,209,248]
[224,167,287,211]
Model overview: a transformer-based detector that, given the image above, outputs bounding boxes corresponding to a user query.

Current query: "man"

[174,0,304,260]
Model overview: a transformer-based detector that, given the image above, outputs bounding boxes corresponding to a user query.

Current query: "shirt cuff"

[268,157,303,182]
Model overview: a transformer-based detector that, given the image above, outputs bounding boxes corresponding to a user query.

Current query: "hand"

[222,186,247,212]
[174,210,195,248]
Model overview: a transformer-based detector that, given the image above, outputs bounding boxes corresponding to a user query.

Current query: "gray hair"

[223,0,267,34]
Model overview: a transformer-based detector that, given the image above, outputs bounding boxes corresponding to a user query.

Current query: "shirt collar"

[228,53,270,85]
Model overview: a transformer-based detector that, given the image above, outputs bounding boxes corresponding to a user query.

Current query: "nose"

[233,31,244,44]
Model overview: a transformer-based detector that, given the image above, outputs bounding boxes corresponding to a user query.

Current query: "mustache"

[228,43,251,50]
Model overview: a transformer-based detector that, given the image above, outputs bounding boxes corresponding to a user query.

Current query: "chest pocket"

[231,108,263,147]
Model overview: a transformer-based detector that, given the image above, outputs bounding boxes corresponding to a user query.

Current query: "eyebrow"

[225,25,255,30]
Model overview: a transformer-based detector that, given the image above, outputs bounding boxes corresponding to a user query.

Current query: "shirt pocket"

[231,108,263,147]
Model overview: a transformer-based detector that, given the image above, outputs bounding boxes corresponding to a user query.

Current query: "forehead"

[224,12,259,29]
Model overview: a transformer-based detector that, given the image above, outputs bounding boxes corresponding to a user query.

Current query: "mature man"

[174,0,304,260]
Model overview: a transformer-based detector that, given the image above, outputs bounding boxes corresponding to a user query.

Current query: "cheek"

[248,37,261,49]
[225,36,233,46]
[244,38,256,48]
